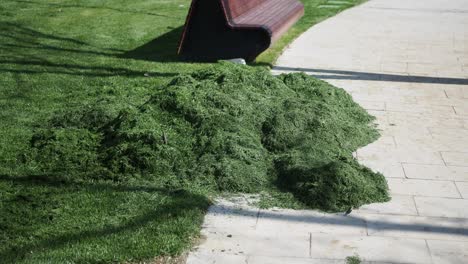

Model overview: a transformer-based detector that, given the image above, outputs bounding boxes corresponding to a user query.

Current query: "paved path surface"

[187,0,468,263]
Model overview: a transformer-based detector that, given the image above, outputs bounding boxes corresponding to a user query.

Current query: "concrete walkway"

[187,0,468,263]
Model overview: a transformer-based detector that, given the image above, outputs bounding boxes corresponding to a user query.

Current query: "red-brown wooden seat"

[177,0,304,62]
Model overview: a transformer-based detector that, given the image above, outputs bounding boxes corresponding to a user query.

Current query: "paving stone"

[386,178,461,198]
[415,196,468,218]
[379,126,434,142]
[363,213,468,241]
[402,83,450,96]
[437,65,466,78]
[374,135,397,147]
[354,195,418,215]
[356,160,405,178]
[201,198,259,232]
[402,164,468,181]
[398,85,448,99]
[247,256,345,264]
[444,86,468,99]
[355,100,386,111]
[381,61,408,74]
[385,103,454,114]
[406,63,439,76]
[385,112,466,129]
[454,105,468,116]
[427,129,468,152]
[352,93,418,104]
[455,181,468,199]
[428,127,468,139]
[186,250,247,264]
[310,234,432,264]
[256,209,367,235]
[366,109,388,119]
[357,145,445,165]
[418,97,468,107]
[396,136,468,153]
[426,240,468,264]
[196,231,310,258]
[441,152,468,166]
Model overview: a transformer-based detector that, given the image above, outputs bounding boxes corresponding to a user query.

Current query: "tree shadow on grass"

[0,174,210,262]
[9,0,173,18]
[0,22,178,77]
[0,59,177,78]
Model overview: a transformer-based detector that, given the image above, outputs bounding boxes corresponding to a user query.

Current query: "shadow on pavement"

[211,203,468,237]
[273,66,468,85]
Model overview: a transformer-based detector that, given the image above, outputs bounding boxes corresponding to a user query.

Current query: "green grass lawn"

[1,0,367,263]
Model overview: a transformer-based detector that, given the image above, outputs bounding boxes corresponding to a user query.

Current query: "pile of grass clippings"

[26,63,389,211]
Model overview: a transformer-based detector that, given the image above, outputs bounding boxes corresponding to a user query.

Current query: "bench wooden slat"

[178,0,304,61]
[232,0,304,41]
[222,0,268,19]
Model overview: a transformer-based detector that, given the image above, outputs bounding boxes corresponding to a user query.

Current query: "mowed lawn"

[0,0,365,263]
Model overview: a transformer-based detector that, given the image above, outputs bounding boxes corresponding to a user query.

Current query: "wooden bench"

[177,0,304,62]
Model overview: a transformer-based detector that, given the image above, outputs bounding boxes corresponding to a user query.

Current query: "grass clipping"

[27,63,389,211]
